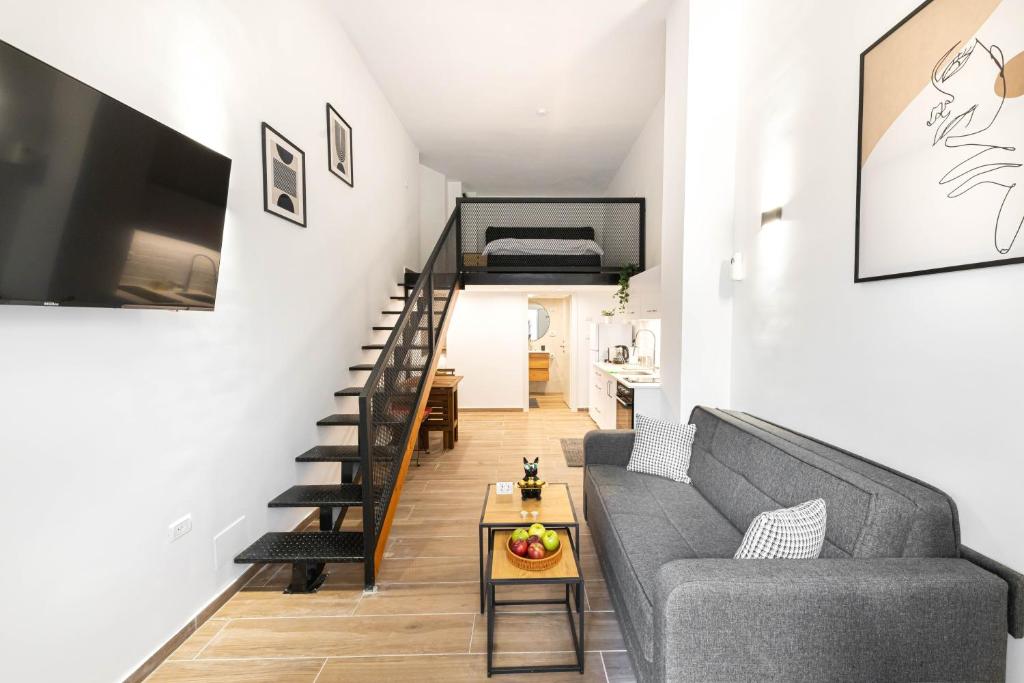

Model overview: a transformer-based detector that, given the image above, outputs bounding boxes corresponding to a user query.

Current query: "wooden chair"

[414,406,433,466]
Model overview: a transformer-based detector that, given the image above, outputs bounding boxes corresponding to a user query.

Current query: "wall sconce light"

[730,252,746,281]
[761,206,783,227]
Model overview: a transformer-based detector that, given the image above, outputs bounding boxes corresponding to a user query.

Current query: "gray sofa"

[583,406,1008,682]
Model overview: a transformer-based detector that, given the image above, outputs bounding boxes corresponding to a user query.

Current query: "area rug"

[560,438,584,467]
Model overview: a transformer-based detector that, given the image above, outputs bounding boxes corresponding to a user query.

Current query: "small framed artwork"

[326,103,354,187]
[261,122,307,227]
[856,0,1024,282]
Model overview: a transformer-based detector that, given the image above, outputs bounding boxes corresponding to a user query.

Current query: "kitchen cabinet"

[625,266,661,319]
[588,365,618,430]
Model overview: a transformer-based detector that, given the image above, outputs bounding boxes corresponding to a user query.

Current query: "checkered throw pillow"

[626,414,696,483]
[734,499,827,559]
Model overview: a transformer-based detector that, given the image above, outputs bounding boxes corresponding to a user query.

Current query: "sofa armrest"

[653,558,1007,683]
[583,430,634,468]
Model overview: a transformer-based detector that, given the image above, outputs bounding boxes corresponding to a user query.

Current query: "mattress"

[482,238,605,258]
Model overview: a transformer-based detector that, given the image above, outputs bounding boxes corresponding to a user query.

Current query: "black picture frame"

[326,103,354,187]
[261,122,307,227]
[854,0,1024,283]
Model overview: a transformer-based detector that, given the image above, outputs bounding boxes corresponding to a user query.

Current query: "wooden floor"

[146,394,635,682]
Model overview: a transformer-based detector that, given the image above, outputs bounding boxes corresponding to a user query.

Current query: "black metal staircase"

[232,197,644,593]
[234,211,461,593]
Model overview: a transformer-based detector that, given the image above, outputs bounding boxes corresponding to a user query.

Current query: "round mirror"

[527,302,551,341]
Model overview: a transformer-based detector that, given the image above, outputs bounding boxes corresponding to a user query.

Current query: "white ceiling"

[332,0,668,195]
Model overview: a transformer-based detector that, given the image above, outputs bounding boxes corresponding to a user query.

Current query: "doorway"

[528,294,571,411]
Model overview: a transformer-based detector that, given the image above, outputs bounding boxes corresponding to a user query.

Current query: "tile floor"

[145,394,634,682]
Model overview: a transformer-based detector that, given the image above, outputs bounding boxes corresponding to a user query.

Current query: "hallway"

[146,402,634,682]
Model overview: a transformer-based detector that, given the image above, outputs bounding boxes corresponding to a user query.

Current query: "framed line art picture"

[326,103,354,187]
[261,122,307,227]
[856,0,1024,282]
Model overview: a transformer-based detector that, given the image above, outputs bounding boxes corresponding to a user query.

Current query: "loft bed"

[455,197,644,285]
[480,226,604,271]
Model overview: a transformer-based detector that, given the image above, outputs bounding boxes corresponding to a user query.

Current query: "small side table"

[486,530,585,676]
[478,483,580,613]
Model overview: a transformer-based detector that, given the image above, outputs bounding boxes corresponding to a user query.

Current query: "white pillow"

[734,499,827,559]
[626,414,696,483]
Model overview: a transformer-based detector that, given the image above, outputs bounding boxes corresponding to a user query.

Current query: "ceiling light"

[536,108,548,117]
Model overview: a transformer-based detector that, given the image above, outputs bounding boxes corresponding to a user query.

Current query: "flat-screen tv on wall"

[0,39,232,310]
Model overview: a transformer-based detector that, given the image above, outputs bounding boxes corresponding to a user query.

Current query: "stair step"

[362,344,429,351]
[370,327,430,333]
[350,362,426,372]
[269,484,363,508]
[296,445,359,463]
[334,387,363,397]
[381,310,404,315]
[235,531,364,564]
[317,413,359,426]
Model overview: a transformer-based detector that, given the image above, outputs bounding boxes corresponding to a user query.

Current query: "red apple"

[527,535,541,545]
[510,539,529,557]
[527,542,546,560]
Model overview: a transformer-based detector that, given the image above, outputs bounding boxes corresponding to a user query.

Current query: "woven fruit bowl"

[505,527,563,571]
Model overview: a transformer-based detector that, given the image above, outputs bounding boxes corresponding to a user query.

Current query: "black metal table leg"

[479,525,485,613]
[487,584,495,677]
[578,580,586,672]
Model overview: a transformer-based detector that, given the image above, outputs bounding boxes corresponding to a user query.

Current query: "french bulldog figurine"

[518,457,545,500]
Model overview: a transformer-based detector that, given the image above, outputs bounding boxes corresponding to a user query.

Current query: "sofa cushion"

[586,464,741,661]
[688,407,958,559]
[723,410,959,557]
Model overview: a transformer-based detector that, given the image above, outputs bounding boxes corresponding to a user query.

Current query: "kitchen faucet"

[632,328,657,370]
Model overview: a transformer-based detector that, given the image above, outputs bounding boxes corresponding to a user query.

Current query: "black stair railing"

[359,210,460,587]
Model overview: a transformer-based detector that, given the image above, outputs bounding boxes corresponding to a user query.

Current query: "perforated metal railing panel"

[458,198,643,271]
[360,212,460,581]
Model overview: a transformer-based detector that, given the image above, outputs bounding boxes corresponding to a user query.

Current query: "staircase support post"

[359,393,376,589]
[426,273,435,353]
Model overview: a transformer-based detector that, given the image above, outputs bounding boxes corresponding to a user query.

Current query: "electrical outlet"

[168,514,192,542]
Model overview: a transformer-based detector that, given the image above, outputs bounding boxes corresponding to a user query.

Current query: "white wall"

[676,0,738,420]
[659,0,738,422]
[418,163,447,263]
[446,179,463,217]
[443,291,528,410]
[657,0,689,422]
[606,97,665,268]
[729,1,1023,675]
[0,2,419,682]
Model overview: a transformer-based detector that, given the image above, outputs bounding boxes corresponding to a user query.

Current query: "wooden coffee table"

[485,529,584,676]
[477,482,581,613]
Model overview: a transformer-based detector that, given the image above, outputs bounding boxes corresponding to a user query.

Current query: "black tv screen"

[0,39,231,310]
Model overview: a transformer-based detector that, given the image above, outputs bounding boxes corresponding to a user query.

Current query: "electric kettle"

[612,345,630,364]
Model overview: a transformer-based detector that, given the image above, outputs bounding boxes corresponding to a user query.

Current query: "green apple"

[541,530,560,552]
[528,523,546,538]
[511,528,530,543]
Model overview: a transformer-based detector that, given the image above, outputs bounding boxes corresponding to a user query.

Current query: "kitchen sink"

[609,368,653,376]
[620,375,660,384]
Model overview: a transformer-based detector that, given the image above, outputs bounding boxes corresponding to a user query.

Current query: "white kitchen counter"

[593,362,662,389]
